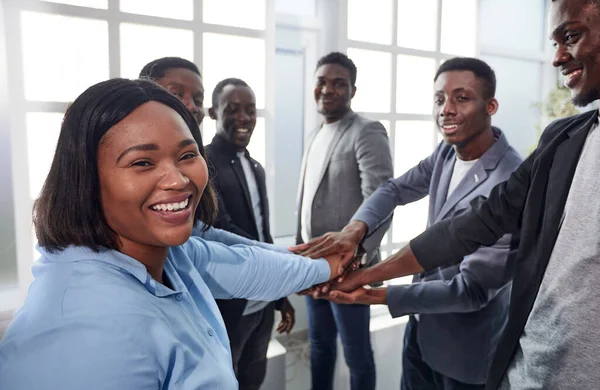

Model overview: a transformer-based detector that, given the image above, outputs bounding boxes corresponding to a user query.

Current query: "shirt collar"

[36,245,181,297]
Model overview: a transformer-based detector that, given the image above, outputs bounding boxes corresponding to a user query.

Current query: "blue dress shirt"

[0,237,330,389]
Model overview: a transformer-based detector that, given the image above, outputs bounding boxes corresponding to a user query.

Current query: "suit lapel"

[538,118,594,265]
[313,112,356,191]
[230,157,256,223]
[251,158,270,238]
[436,162,488,223]
[432,152,455,221]
[297,130,319,211]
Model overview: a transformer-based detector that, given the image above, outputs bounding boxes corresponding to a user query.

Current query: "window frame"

[2,0,275,310]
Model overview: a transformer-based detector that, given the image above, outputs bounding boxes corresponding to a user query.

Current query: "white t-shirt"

[447,157,479,200]
[300,121,340,243]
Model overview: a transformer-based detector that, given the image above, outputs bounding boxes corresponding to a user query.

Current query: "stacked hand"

[290,222,388,304]
[290,221,368,284]
[325,286,387,305]
[289,221,367,265]
[299,269,387,305]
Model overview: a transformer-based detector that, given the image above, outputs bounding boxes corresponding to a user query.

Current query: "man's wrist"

[373,287,388,305]
[342,220,368,243]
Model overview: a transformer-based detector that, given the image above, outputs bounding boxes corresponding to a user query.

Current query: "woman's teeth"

[151,197,189,212]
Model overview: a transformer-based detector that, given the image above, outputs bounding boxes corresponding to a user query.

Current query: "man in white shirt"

[205,78,294,390]
[293,52,394,390]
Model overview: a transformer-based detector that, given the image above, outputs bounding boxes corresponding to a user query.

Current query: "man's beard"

[572,87,599,107]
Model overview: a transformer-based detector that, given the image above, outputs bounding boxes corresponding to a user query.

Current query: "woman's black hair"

[33,78,216,252]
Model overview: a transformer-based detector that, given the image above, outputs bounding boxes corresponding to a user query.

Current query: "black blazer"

[205,134,274,334]
[409,109,598,389]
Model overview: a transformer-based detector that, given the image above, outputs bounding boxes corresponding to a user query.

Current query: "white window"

[3,0,273,308]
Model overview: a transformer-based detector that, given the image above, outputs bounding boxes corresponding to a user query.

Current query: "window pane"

[382,229,390,246]
[397,0,437,51]
[480,55,542,157]
[396,55,436,114]
[203,0,266,30]
[42,0,107,8]
[347,0,392,45]
[203,118,266,168]
[203,33,266,109]
[392,120,435,243]
[392,197,428,243]
[26,113,64,199]
[21,12,109,102]
[347,48,392,113]
[380,120,391,138]
[394,120,435,176]
[120,23,193,79]
[479,0,544,52]
[120,0,193,20]
[440,0,477,56]
[276,0,316,16]
[247,118,266,168]
[201,123,216,148]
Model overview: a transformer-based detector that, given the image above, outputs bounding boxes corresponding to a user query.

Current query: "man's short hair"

[210,78,249,108]
[315,52,358,86]
[434,57,497,99]
[139,57,201,80]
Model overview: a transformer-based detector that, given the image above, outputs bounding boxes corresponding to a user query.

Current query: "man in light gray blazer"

[290,52,393,390]
[295,58,522,390]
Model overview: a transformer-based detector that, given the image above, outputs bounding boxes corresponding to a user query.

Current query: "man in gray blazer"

[294,58,522,390]
[291,52,393,390]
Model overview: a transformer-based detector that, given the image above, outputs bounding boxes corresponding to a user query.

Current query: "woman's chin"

[157,227,193,247]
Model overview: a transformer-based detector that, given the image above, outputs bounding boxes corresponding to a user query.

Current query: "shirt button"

[208,329,214,337]
[175,293,183,301]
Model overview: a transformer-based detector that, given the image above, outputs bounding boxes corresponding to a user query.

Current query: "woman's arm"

[187,238,341,301]
[192,222,289,253]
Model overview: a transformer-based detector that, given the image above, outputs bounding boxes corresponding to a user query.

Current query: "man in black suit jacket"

[206,78,294,390]
[307,1,600,388]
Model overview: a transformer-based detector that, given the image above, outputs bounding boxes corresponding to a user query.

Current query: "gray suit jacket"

[296,110,393,266]
[353,128,522,384]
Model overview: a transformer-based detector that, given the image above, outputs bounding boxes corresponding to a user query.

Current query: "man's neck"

[454,127,496,161]
[216,133,245,153]
[323,108,350,124]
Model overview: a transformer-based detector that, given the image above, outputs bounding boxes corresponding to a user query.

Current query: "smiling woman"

[0,78,346,390]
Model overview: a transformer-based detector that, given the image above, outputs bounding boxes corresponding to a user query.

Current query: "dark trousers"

[305,296,376,390]
[401,315,485,390]
[229,303,275,390]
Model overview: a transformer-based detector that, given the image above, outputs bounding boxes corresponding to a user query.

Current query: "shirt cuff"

[313,259,331,284]
[386,284,413,318]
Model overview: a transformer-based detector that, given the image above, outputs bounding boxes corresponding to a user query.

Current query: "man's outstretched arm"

[327,150,535,293]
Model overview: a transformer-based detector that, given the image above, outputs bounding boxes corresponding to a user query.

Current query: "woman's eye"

[181,152,198,161]
[131,160,152,167]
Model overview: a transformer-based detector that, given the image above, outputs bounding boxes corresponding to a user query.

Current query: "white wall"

[0,0,18,288]
[479,0,553,157]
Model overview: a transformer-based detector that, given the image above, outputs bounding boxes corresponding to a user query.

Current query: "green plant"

[530,85,579,152]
